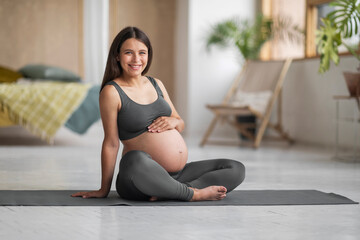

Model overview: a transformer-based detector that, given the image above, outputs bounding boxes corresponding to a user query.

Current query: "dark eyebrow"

[123,49,148,52]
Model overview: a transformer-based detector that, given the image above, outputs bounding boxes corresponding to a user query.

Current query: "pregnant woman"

[72,26,245,201]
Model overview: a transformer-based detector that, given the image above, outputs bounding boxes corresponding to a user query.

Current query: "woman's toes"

[149,196,158,201]
[219,186,227,193]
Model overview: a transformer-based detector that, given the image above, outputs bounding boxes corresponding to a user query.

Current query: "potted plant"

[206,14,303,60]
[206,14,303,140]
[316,0,360,97]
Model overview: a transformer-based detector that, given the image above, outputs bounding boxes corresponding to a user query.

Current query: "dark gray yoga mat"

[0,190,357,206]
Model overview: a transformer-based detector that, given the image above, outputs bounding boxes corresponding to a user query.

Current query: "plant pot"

[343,71,360,97]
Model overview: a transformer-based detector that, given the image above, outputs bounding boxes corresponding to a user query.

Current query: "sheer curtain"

[83,0,109,84]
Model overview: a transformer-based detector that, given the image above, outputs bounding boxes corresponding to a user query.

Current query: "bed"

[0,64,101,143]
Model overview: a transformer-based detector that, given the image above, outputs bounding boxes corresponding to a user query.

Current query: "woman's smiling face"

[118,38,148,78]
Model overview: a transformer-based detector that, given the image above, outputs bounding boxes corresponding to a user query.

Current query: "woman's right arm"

[72,85,121,198]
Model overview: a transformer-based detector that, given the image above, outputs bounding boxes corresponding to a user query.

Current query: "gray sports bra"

[106,76,172,140]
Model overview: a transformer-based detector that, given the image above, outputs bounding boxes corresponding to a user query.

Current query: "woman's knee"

[117,150,154,200]
[228,159,246,185]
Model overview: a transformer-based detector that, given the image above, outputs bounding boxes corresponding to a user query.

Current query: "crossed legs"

[116,150,245,201]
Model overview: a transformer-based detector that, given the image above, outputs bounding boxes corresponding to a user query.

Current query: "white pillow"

[232,90,272,115]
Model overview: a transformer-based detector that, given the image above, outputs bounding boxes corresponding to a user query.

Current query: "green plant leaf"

[328,0,360,38]
[205,14,303,60]
[316,18,342,73]
[316,0,360,73]
[205,20,241,51]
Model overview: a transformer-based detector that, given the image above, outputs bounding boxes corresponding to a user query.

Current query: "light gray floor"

[0,123,359,240]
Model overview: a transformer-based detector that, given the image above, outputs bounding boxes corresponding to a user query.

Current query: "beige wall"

[0,0,83,77]
[110,0,176,98]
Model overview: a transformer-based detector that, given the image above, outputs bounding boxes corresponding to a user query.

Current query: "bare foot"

[190,186,227,201]
[149,196,158,202]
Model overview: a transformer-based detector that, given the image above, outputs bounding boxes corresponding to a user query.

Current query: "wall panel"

[0,0,83,76]
[110,0,176,98]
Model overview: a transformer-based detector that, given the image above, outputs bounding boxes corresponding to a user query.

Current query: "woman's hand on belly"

[148,116,180,133]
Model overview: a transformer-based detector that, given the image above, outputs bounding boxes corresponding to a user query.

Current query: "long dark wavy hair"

[100,26,153,90]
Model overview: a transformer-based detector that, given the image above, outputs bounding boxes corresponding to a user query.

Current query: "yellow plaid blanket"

[0,81,90,143]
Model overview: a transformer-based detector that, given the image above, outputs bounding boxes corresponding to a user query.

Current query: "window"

[260,0,306,60]
[306,0,360,57]
[262,0,358,60]
[306,0,333,57]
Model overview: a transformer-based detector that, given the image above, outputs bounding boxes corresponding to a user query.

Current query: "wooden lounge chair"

[200,59,293,148]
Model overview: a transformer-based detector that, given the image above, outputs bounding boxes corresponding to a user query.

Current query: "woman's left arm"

[148,79,185,133]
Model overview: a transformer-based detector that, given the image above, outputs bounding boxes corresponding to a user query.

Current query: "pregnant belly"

[122,129,188,172]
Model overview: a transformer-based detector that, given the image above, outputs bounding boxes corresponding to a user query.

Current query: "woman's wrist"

[175,117,184,132]
[99,186,111,194]
[98,188,110,197]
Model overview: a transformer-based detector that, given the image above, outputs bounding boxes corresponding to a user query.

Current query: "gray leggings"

[116,150,245,201]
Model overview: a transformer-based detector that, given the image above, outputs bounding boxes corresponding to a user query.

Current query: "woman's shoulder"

[100,84,122,111]
[148,76,164,88]
[100,83,120,101]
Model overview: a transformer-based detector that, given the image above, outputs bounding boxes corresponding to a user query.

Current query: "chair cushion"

[232,90,272,115]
